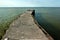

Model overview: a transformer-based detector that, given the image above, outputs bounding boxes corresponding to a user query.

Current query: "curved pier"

[2,10,53,40]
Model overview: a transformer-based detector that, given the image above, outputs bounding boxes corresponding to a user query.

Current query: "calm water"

[0,7,60,40]
[35,7,60,40]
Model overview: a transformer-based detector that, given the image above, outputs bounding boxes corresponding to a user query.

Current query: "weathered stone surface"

[2,10,53,40]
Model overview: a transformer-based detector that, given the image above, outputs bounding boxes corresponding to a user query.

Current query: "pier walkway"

[2,10,53,40]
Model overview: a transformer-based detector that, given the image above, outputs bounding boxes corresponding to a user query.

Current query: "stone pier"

[2,10,53,40]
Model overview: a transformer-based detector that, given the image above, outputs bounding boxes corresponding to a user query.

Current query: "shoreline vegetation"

[0,13,21,39]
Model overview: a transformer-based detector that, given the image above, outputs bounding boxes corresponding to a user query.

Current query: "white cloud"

[0,0,16,7]
[0,0,60,7]
[0,0,36,7]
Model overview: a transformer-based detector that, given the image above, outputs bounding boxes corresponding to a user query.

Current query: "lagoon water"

[0,7,60,40]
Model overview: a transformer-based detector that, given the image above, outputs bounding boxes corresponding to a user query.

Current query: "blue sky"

[0,0,60,7]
